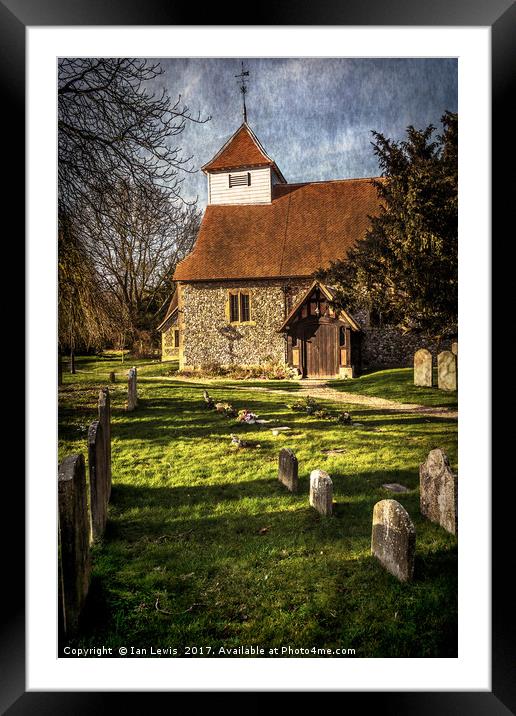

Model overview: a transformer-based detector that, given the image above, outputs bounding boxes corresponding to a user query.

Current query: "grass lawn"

[59,356,457,658]
[330,368,458,408]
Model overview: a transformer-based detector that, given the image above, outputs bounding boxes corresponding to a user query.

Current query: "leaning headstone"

[414,348,432,387]
[437,351,457,391]
[278,448,298,492]
[98,388,112,500]
[88,420,107,540]
[127,366,138,411]
[109,371,116,383]
[451,341,458,356]
[58,453,91,635]
[309,469,333,516]
[371,499,415,582]
[419,448,458,535]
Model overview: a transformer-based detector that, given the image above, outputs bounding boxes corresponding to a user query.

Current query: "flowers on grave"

[230,434,261,448]
[236,409,259,424]
[313,408,332,420]
[287,395,320,415]
[215,402,237,418]
[286,397,353,424]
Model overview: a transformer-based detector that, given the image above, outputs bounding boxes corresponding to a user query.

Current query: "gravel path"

[170,377,457,420]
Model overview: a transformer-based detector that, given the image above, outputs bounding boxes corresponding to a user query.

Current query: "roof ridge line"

[279,176,381,188]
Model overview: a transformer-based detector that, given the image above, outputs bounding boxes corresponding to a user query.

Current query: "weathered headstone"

[451,341,458,356]
[371,499,415,582]
[419,448,458,535]
[437,351,457,391]
[414,348,432,387]
[309,469,333,516]
[127,366,138,410]
[278,448,298,492]
[98,388,112,500]
[109,371,116,383]
[58,453,91,635]
[88,420,108,540]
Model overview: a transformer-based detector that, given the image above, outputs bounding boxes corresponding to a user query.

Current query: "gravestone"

[371,499,415,582]
[88,420,108,540]
[58,453,91,635]
[278,448,298,492]
[451,341,458,356]
[309,469,333,516]
[98,388,112,500]
[419,448,458,535]
[127,366,138,410]
[414,348,432,387]
[437,351,457,391]
[109,371,116,383]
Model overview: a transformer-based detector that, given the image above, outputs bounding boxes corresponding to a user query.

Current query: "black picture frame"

[6,0,512,711]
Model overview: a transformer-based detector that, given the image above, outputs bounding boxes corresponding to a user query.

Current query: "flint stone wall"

[175,282,457,372]
[360,324,456,371]
[180,279,311,368]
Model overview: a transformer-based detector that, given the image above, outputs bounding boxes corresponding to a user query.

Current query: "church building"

[158,119,447,376]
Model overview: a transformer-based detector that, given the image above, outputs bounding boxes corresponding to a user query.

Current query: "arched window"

[339,327,346,347]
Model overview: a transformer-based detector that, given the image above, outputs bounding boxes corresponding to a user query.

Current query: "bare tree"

[58,58,208,352]
[79,179,200,344]
[58,58,209,217]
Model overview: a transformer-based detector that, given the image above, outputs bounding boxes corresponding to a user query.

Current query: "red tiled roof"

[202,123,277,173]
[173,178,382,282]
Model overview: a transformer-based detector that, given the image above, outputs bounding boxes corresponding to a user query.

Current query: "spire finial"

[235,61,249,123]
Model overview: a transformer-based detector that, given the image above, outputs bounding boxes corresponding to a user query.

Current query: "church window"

[240,292,250,322]
[339,327,346,347]
[230,293,240,322]
[228,290,252,323]
[174,330,180,348]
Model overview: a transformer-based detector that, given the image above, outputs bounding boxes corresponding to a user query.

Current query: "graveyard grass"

[59,356,458,658]
[332,368,458,408]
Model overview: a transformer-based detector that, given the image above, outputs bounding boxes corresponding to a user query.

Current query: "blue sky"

[151,58,457,208]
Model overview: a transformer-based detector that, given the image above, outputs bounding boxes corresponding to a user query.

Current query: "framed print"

[3,0,513,710]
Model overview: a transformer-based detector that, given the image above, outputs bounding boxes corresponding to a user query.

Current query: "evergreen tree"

[318,112,457,336]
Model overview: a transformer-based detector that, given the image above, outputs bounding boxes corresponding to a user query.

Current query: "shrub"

[178,360,298,380]
[200,361,230,377]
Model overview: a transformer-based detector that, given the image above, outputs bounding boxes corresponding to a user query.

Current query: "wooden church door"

[303,323,338,377]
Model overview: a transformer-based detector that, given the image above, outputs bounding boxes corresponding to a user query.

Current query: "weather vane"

[235,61,250,123]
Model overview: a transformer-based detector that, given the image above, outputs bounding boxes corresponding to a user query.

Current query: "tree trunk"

[69,348,76,374]
[58,348,63,386]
